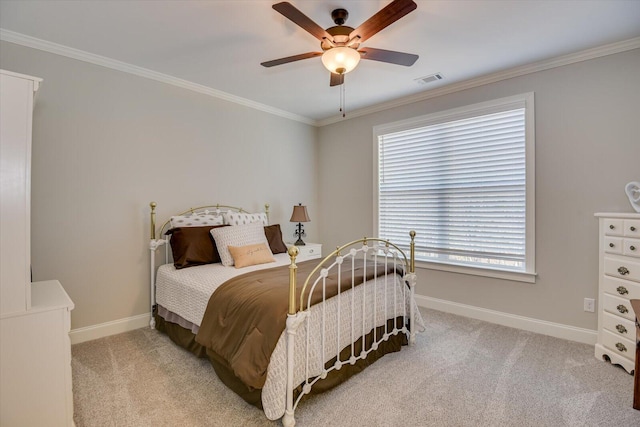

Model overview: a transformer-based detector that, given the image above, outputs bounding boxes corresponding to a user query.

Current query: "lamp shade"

[290,204,310,223]
[321,46,361,75]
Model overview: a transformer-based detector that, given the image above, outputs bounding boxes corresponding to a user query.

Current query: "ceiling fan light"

[321,47,361,74]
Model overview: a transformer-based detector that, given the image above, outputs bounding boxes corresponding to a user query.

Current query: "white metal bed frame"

[148,202,417,426]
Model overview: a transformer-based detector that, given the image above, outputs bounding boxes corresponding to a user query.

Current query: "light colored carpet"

[72,308,640,426]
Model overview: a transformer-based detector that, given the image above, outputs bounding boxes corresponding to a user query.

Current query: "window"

[374,93,535,282]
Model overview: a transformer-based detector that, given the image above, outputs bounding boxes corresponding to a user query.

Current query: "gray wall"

[317,49,640,330]
[1,41,318,330]
[2,39,638,333]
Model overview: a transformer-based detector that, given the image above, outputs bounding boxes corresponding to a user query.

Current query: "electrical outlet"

[584,298,595,312]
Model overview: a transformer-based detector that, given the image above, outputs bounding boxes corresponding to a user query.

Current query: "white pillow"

[223,210,268,226]
[170,213,223,229]
[211,222,272,266]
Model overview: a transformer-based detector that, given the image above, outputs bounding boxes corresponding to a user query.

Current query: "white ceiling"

[1,0,639,123]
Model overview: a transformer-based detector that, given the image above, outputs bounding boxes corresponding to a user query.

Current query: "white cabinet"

[0,70,75,425]
[594,212,640,374]
[0,281,74,427]
[288,242,323,261]
[0,70,41,315]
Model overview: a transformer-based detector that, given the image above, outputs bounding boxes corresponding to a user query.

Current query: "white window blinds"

[376,95,534,274]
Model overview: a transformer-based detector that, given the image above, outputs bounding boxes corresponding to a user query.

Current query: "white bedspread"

[155,255,424,420]
[156,253,292,327]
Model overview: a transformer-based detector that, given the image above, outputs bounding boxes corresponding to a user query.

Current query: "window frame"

[373,93,536,283]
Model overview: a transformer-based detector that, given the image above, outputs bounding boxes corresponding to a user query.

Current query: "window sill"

[415,260,537,283]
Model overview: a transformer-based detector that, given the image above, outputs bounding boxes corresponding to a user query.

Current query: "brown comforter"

[195,258,402,391]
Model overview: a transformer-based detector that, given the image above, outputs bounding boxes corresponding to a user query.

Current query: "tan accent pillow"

[228,243,275,269]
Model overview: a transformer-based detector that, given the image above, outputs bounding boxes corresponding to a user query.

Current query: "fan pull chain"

[340,79,346,118]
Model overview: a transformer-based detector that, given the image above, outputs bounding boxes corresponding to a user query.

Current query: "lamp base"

[293,222,306,246]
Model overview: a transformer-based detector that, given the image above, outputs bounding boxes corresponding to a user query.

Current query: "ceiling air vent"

[415,73,444,85]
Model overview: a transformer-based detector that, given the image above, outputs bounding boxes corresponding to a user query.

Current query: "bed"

[148,202,423,426]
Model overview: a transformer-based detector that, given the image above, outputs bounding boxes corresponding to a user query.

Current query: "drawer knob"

[615,342,627,352]
[616,324,628,334]
[609,224,615,229]
[631,245,636,251]
[617,304,629,314]
[617,266,629,275]
[609,243,615,248]
[616,286,629,295]
[631,226,637,232]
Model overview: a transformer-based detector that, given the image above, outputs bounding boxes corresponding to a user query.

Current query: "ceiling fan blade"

[359,47,418,66]
[272,2,333,42]
[329,73,344,87]
[349,0,417,43]
[261,52,323,68]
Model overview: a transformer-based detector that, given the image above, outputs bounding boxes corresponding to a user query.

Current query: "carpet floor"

[71,308,640,426]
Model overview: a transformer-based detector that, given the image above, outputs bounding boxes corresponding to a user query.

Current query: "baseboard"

[415,294,597,345]
[70,297,598,346]
[70,312,151,345]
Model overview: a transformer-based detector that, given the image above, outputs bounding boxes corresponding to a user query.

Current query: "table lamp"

[290,203,310,246]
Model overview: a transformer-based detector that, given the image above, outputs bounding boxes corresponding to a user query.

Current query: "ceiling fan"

[261,0,419,87]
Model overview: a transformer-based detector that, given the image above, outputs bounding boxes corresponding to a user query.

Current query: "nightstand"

[287,242,322,261]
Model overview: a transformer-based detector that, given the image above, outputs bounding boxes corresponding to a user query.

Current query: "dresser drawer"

[604,219,624,236]
[604,237,623,255]
[604,256,640,283]
[623,238,640,258]
[602,276,640,299]
[624,219,640,238]
[602,311,636,342]
[601,329,635,362]
[602,293,635,321]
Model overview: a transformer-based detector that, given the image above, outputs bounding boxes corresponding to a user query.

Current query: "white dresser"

[1,281,74,426]
[0,70,75,426]
[594,212,640,374]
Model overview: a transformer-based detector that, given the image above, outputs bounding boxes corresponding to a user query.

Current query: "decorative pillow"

[228,243,275,269]
[211,222,271,266]
[264,224,288,254]
[170,213,223,229]
[167,225,227,269]
[223,210,268,226]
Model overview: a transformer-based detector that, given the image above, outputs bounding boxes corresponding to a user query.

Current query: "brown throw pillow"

[167,225,227,269]
[264,224,288,254]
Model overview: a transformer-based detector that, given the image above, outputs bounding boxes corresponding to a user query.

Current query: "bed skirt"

[154,309,407,410]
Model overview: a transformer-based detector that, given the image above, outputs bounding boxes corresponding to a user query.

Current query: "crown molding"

[2,28,638,128]
[0,29,315,126]
[316,37,640,127]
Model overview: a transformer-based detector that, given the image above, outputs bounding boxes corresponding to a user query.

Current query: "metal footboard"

[282,234,416,427]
